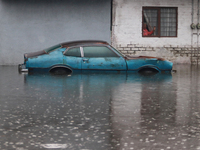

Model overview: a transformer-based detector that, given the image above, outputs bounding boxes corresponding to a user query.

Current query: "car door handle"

[83,59,89,61]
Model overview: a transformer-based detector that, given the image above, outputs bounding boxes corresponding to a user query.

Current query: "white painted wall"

[112,0,194,48]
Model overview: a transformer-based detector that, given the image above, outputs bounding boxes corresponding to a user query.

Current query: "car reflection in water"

[110,73,176,150]
[23,72,173,150]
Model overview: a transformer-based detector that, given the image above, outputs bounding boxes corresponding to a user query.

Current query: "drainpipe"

[197,0,199,65]
[197,0,199,48]
[111,0,116,47]
[198,0,200,64]
[191,0,195,64]
[192,0,194,25]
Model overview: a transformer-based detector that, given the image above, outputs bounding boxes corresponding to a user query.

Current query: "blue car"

[18,40,173,74]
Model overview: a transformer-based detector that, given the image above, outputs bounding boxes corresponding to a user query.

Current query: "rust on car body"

[126,55,165,61]
[25,50,47,59]
[19,40,173,74]
[61,40,109,48]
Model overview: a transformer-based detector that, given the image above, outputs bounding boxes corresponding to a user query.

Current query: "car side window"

[83,46,118,57]
[64,47,81,57]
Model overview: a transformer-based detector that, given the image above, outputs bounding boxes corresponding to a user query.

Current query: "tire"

[50,67,72,75]
[138,68,159,75]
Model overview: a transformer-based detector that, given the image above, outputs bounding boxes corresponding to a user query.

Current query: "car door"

[63,47,82,70]
[81,46,126,71]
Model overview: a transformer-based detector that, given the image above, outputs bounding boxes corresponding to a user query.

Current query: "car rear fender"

[49,65,73,74]
[138,65,160,73]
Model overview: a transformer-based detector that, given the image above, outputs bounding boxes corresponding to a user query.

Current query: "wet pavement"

[0,65,200,150]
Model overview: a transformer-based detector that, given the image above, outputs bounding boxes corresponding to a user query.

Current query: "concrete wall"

[112,0,200,64]
[0,0,111,65]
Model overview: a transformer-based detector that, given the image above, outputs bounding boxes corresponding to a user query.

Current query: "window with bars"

[142,7,177,37]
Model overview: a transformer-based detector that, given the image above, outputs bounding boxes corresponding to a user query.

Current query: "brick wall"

[117,44,200,64]
[112,0,200,64]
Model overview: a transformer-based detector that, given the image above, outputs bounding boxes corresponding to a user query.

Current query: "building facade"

[112,0,200,64]
[1,0,200,65]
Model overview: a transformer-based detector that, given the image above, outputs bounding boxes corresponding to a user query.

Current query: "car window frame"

[63,46,82,57]
[81,45,121,58]
[63,44,123,58]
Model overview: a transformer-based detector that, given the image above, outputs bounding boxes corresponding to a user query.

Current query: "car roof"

[61,40,109,48]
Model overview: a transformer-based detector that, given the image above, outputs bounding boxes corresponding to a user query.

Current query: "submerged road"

[0,65,200,150]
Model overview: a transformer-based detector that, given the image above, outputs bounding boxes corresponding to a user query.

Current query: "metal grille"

[143,7,177,37]
[160,8,177,36]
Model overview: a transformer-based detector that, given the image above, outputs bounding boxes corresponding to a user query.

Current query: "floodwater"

[0,65,200,150]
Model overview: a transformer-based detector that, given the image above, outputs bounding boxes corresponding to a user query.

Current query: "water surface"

[0,65,200,150]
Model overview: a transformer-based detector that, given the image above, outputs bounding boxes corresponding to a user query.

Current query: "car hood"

[125,55,165,61]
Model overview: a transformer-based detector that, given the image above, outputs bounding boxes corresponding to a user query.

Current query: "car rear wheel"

[138,67,159,75]
[50,67,72,75]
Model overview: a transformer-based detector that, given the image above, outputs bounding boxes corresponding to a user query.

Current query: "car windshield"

[108,45,125,57]
[44,44,61,53]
